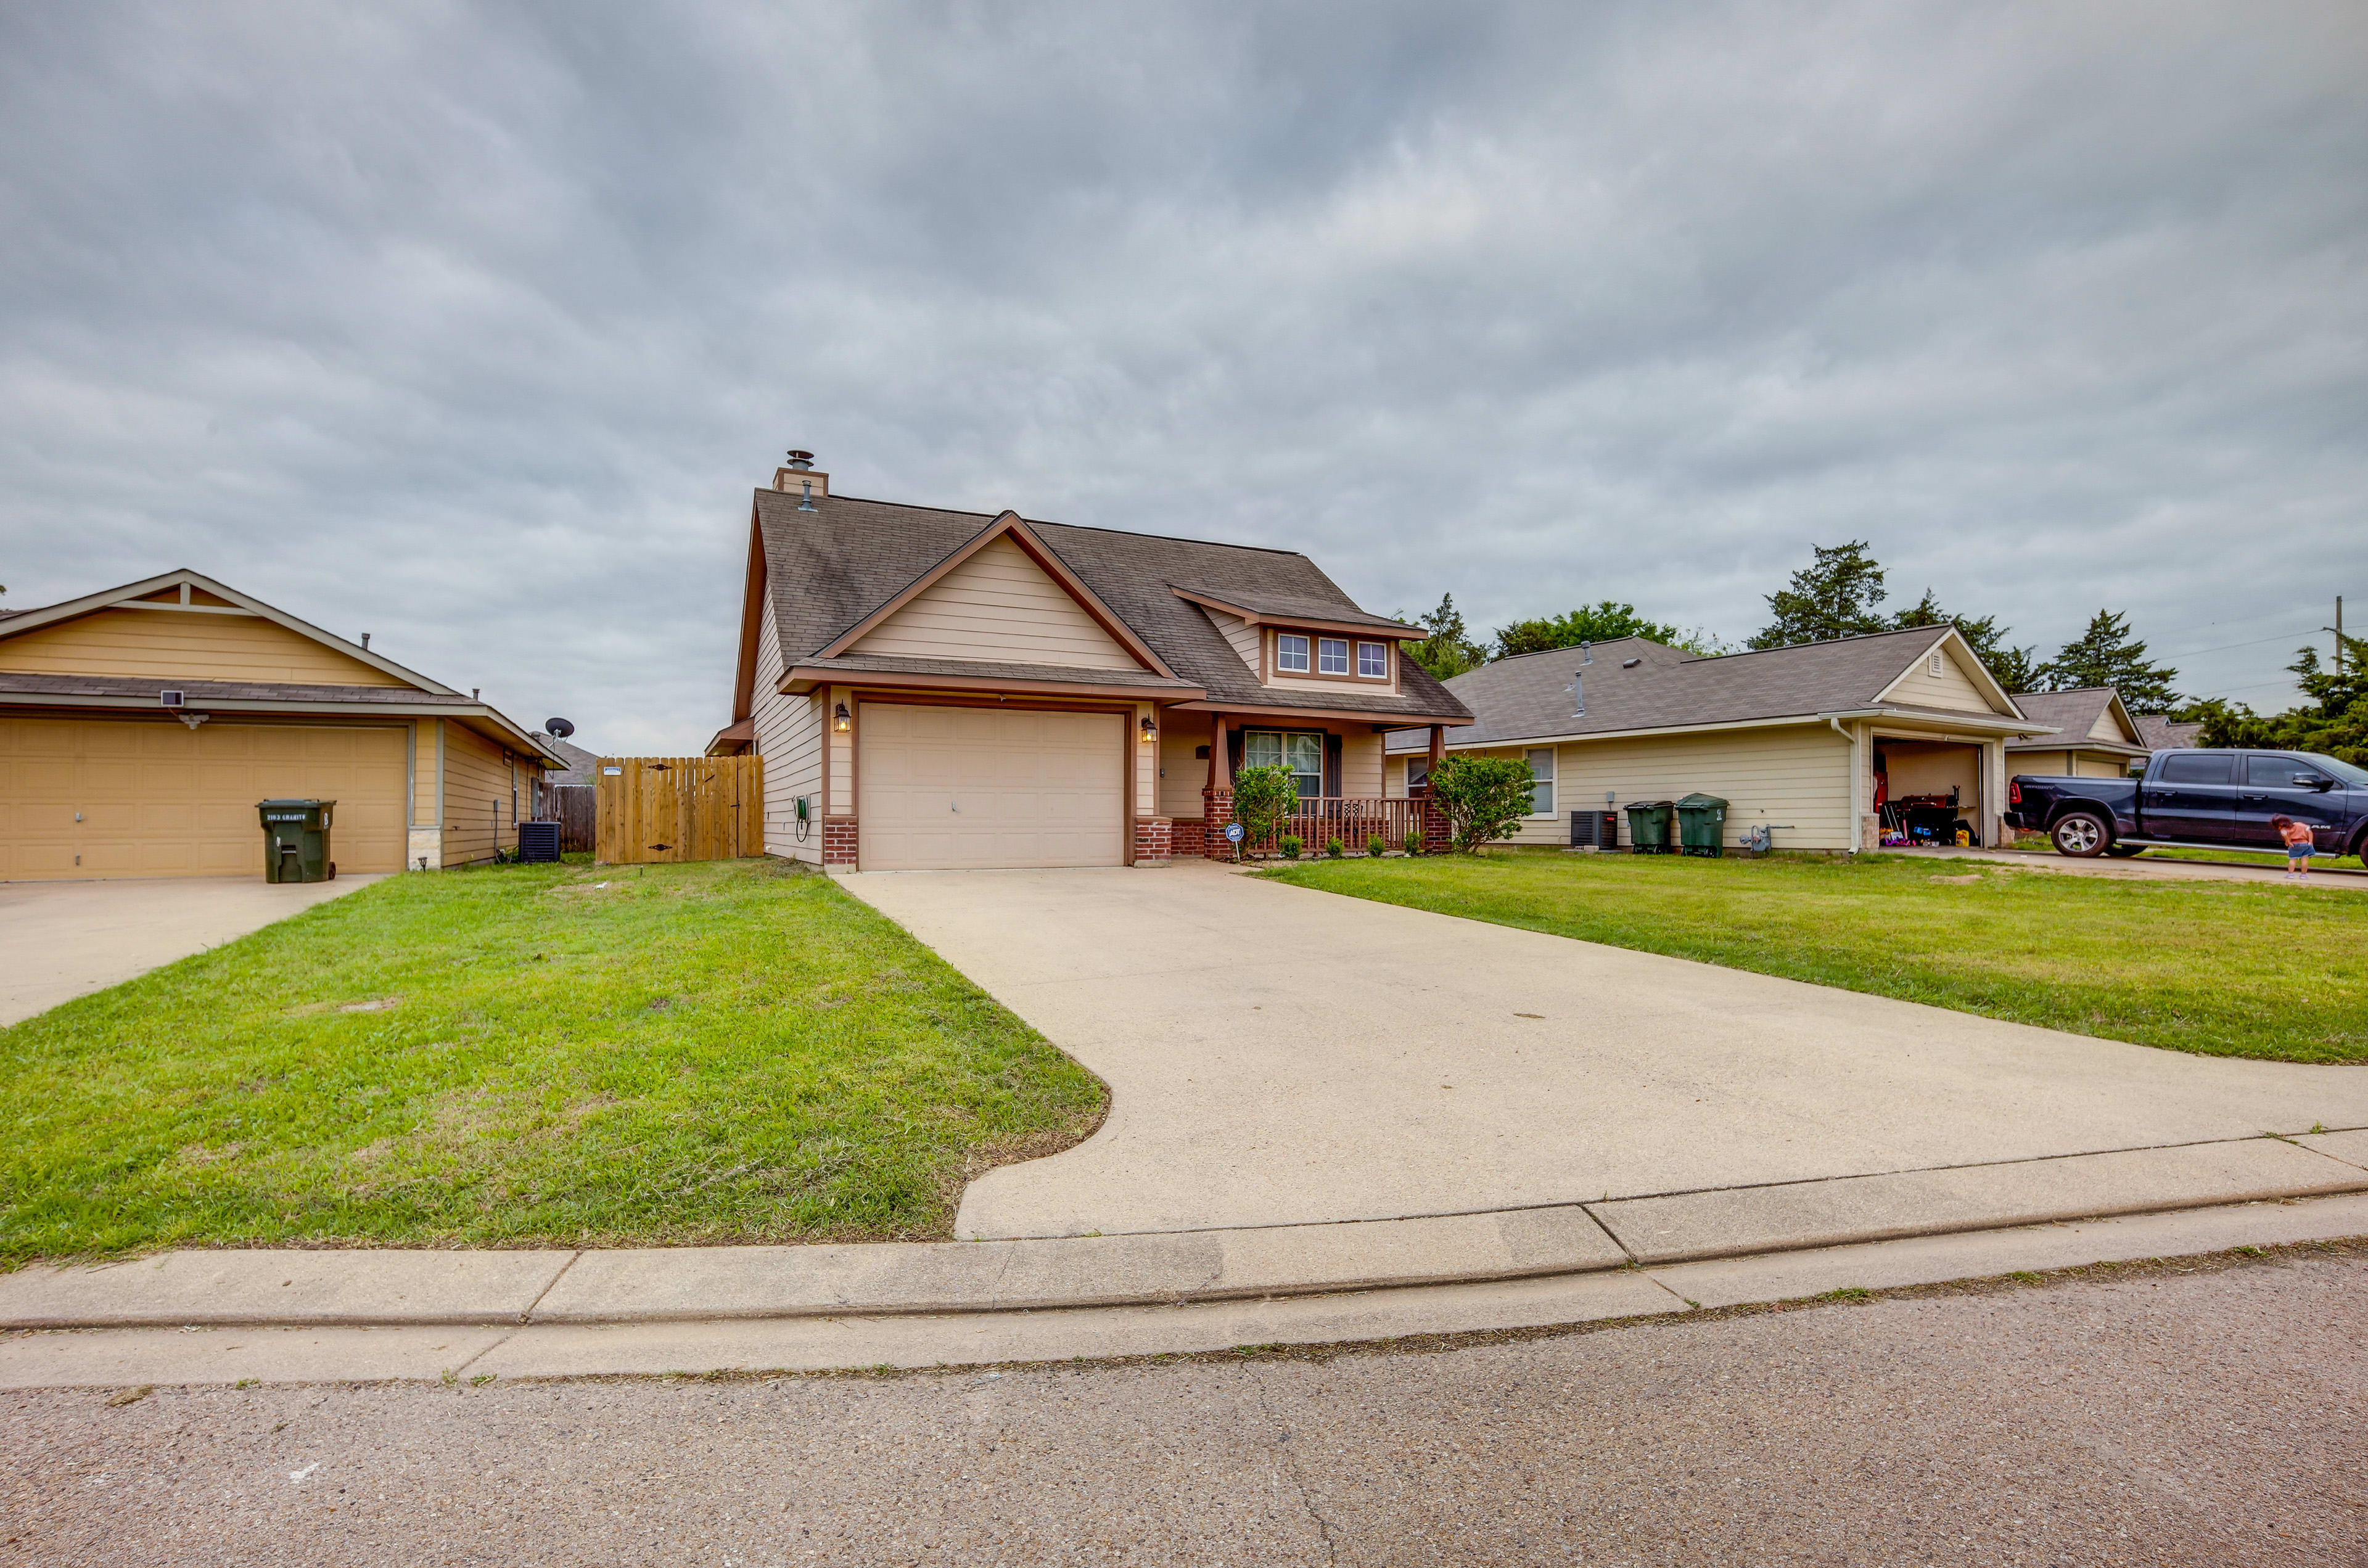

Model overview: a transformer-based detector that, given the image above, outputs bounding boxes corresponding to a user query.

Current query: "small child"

[2272,815,2316,877]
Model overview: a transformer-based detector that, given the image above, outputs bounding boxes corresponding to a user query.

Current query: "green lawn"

[1262,851,2367,1065]
[1,860,1104,1266]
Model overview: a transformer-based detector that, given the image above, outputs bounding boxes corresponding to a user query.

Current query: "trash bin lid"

[1674,793,1728,809]
[258,798,324,808]
[1622,800,1674,810]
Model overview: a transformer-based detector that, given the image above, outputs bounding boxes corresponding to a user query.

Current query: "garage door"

[0,716,409,880]
[858,705,1125,871]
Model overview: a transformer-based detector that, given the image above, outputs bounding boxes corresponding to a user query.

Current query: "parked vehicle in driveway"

[2007,749,2368,859]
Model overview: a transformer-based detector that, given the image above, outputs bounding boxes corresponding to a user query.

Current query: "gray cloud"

[3,0,2362,749]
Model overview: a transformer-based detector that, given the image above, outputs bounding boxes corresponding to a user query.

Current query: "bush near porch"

[0,860,1106,1266]
[1262,852,2366,1064]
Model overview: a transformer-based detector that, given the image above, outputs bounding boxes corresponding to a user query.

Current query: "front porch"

[1151,707,1453,860]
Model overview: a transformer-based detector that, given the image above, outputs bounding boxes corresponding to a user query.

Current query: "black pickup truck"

[2007,748,2368,858]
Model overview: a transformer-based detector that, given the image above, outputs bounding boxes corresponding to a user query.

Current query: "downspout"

[1829,716,1859,855]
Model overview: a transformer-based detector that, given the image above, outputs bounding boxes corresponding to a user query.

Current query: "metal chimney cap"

[784,449,815,470]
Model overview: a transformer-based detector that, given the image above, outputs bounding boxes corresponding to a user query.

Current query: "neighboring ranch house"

[2002,688,2153,779]
[711,458,1473,871]
[1386,625,2055,853]
[0,569,563,879]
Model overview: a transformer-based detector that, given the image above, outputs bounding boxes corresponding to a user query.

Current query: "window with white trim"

[1357,641,1387,678]
[1317,637,1349,675]
[1244,730,1325,798]
[1275,633,1310,673]
[1526,747,1556,816]
[1405,756,1429,793]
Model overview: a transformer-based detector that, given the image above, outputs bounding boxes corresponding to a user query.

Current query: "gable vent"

[1928,649,1945,677]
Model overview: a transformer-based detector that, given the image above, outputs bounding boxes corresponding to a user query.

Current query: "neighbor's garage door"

[0,716,408,880]
[858,704,1124,871]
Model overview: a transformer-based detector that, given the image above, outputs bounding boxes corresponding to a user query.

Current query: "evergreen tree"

[1888,588,2037,692]
[1493,601,1692,659]
[1399,593,1487,679]
[2036,610,2181,710]
[1749,541,1889,649]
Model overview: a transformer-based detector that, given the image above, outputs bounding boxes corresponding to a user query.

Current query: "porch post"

[1428,725,1444,771]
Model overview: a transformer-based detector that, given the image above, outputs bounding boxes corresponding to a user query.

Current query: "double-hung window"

[1317,637,1349,675]
[1244,730,1325,798]
[1275,634,1310,673]
[1357,641,1387,678]
[1526,747,1556,816]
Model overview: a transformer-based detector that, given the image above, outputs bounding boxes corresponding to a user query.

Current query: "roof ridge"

[1483,636,1669,667]
[1682,623,1952,663]
[759,488,1315,559]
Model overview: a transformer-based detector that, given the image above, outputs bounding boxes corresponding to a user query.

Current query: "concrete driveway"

[0,875,379,1026]
[842,862,2368,1243]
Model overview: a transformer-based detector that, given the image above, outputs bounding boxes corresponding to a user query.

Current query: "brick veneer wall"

[823,818,859,867]
[1133,817,1173,862]
[1201,789,1235,860]
[1421,798,1452,854]
[1169,817,1206,858]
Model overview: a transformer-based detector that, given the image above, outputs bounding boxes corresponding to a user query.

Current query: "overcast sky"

[4,2,2362,752]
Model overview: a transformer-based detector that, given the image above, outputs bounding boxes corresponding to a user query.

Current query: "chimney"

[773,449,830,511]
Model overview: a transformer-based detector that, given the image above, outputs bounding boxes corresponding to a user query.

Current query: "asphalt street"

[6,1246,2363,1566]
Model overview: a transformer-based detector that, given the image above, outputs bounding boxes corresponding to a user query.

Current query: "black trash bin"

[1675,793,1729,857]
[1624,800,1674,854]
[258,799,335,883]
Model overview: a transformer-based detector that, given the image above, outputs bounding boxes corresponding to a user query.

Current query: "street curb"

[6,1131,2364,1334]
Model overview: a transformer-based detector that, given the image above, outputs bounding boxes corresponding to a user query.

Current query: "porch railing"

[1242,797,1427,853]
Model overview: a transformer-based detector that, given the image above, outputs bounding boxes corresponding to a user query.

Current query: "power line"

[2158,627,2325,660]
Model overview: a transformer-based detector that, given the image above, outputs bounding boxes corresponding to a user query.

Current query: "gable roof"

[0,568,563,765]
[0,569,459,692]
[2004,688,2147,753]
[1387,625,2049,752]
[1168,586,1421,638]
[736,490,1471,724]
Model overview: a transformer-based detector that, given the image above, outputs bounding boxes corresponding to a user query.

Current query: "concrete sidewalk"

[840,863,2368,1243]
[6,1189,2364,1388]
[0,874,379,1025]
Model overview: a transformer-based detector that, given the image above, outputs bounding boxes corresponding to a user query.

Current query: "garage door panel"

[0,718,408,880]
[859,704,1124,871]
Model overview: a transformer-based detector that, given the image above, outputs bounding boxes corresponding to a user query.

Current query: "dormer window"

[1357,641,1387,678]
[1276,633,1310,673]
[1317,638,1349,675]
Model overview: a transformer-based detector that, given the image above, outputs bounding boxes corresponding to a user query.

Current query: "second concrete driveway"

[0,875,378,1026]
[842,862,2368,1242]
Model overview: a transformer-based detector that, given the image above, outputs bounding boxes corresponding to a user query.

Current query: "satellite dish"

[544,717,575,739]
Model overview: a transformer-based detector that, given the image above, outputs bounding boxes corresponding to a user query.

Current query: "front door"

[2142,751,2238,842]
[2237,753,2345,850]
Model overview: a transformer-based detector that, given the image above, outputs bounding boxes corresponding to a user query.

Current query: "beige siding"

[1384,755,1409,798]
[1882,642,2003,715]
[1474,724,1856,850]
[1341,731,1384,796]
[850,536,1139,670]
[438,721,516,867]
[827,688,853,815]
[1207,611,1262,676]
[750,597,824,864]
[0,607,410,686]
[1156,713,1211,818]
[411,718,440,824]
[2076,753,2130,778]
[2086,708,2136,743]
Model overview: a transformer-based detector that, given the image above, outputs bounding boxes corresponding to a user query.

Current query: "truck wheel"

[2051,812,2111,857]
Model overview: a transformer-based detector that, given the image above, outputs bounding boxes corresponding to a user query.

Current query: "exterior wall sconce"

[1139,715,1156,742]
[834,702,852,733]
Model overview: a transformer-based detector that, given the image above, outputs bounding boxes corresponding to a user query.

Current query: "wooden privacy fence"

[595,756,763,864]
[549,786,596,853]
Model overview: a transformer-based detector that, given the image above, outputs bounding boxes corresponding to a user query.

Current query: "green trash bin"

[1623,800,1674,854]
[258,798,337,883]
[1675,792,1729,857]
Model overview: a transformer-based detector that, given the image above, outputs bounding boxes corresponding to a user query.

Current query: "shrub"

[1280,834,1304,860]
[1403,827,1423,856]
[1429,754,1536,853]
[1230,764,1296,855]
[1325,837,1345,859]
[1367,834,1387,858]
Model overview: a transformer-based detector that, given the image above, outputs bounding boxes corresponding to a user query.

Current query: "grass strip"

[1262,850,2367,1064]
[1,859,1104,1266]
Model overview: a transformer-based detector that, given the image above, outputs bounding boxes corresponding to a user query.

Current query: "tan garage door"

[858,704,1125,871]
[0,716,408,880]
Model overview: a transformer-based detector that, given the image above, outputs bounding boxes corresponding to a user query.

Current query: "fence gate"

[595,756,763,865]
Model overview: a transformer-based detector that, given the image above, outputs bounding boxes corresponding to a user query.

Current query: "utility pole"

[2325,596,2345,676]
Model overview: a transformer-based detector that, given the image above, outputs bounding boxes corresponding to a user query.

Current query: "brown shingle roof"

[0,672,482,707]
[754,491,1471,723]
[2003,688,2145,752]
[1386,626,2035,751]
[2134,713,2203,750]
